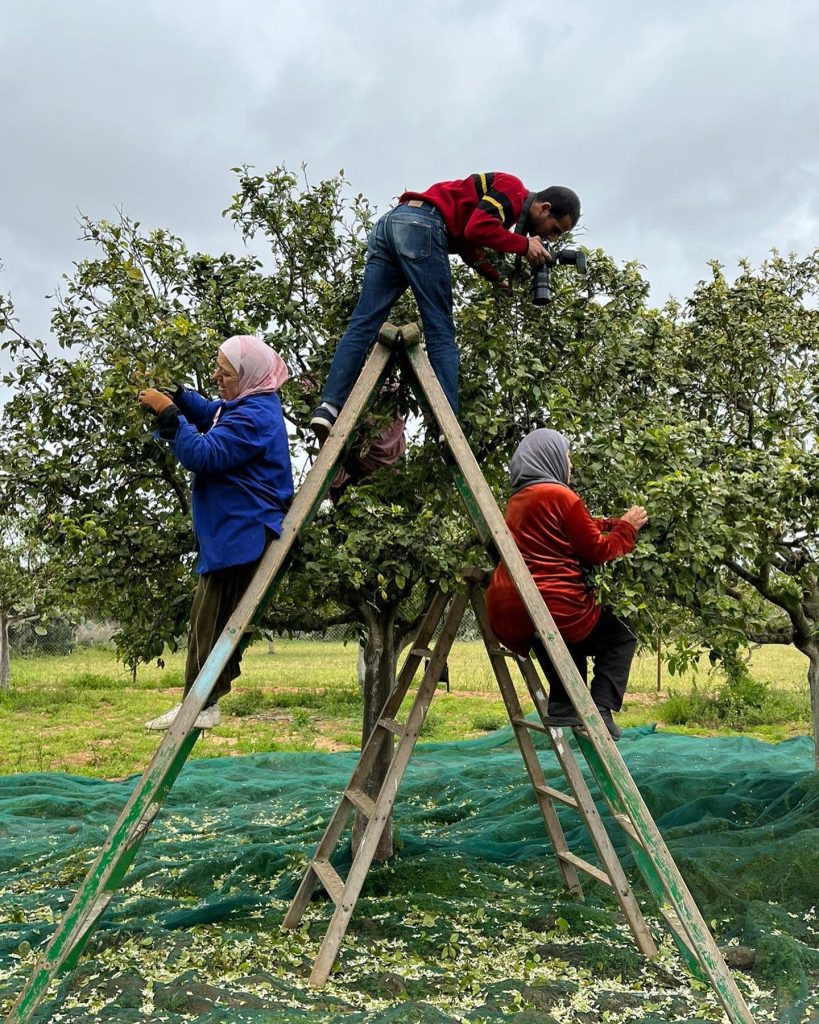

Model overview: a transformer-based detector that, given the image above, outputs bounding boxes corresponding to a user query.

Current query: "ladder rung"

[512,716,576,735]
[614,812,642,844]
[411,647,434,658]
[557,851,613,888]
[487,646,518,658]
[534,782,578,809]
[378,717,404,735]
[346,787,376,818]
[312,859,345,905]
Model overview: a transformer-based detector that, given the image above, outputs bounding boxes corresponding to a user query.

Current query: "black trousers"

[183,554,265,703]
[537,607,637,712]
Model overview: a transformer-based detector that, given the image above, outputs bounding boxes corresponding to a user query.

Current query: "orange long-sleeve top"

[486,483,636,654]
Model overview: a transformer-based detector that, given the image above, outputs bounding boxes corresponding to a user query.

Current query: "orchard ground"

[0,640,811,779]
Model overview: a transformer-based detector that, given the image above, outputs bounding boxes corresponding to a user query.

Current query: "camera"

[532,241,587,305]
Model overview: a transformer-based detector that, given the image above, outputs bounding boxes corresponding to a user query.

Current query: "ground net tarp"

[1,725,817,1023]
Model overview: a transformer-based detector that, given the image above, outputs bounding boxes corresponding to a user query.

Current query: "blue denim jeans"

[321,202,459,413]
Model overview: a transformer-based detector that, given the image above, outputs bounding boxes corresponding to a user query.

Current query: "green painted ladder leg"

[5,333,397,1024]
[572,728,710,980]
[510,648,659,956]
[403,337,756,1024]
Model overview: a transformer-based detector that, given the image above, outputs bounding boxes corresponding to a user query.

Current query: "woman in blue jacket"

[139,335,294,730]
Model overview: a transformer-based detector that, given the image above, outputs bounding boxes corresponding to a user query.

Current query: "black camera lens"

[530,244,586,306]
[532,265,552,305]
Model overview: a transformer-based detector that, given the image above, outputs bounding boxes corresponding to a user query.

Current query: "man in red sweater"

[486,428,648,740]
[310,174,581,441]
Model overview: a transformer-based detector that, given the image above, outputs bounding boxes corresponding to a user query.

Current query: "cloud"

[0,0,817,355]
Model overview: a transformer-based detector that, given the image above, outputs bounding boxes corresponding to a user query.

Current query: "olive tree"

[573,253,819,766]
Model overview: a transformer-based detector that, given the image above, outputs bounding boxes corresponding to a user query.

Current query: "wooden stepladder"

[7,324,756,1024]
[283,331,756,1023]
[284,568,753,1013]
[283,570,660,987]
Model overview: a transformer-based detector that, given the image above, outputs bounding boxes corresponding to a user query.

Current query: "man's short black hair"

[535,186,581,226]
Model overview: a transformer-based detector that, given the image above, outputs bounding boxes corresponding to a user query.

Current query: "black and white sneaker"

[310,405,338,445]
[545,701,581,726]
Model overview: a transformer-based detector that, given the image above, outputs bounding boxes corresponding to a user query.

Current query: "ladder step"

[312,859,346,906]
[557,851,613,888]
[411,647,434,658]
[487,646,518,658]
[534,782,578,810]
[346,787,376,819]
[512,716,578,734]
[378,716,404,735]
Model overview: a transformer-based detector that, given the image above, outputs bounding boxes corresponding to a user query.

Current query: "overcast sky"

[2,0,818,364]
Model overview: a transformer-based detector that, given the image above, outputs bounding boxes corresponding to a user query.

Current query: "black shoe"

[310,405,338,445]
[545,701,581,726]
[597,706,622,742]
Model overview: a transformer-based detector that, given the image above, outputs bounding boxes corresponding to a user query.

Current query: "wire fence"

[7,606,483,659]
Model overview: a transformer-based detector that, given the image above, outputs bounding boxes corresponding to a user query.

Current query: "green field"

[0,640,811,779]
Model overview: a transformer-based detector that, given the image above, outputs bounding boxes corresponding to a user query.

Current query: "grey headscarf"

[509,428,571,494]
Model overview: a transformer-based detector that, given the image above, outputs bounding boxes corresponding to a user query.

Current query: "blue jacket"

[158,389,294,574]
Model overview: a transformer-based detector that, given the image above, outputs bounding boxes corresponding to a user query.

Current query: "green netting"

[1,725,817,1023]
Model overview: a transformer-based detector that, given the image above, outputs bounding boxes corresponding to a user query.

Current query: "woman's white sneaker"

[145,703,221,731]
[196,704,221,729]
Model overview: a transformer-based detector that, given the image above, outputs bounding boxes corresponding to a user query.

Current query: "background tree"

[574,253,819,766]
[0,219,280,671]
[0,513,66,690]
[7,164,814,856]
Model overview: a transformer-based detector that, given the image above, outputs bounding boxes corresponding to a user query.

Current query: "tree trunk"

[656,629,662,693]
[0,612,10,691]
[357,643,366,691]
[803,641,819,772]
[352,605,398,861]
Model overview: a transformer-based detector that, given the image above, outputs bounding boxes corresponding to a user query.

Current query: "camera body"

[532,241,587,305]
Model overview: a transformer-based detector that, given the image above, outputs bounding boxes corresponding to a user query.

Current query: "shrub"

[660,676,810,729]
[221,688,272,717]
[470,710,507,732]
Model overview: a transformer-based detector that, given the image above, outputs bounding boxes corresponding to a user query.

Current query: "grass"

[0,639,812,779]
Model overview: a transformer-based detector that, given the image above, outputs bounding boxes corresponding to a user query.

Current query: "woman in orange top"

[486,428,647,740]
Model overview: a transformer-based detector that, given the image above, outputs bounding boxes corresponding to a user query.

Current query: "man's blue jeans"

[321,203,459,413]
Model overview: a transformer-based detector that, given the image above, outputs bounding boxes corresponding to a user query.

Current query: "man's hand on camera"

[622,506,649,532]
[138,388,173,415]
[525,236,551,266]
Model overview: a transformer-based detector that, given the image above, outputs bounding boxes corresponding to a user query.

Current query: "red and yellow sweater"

[486,483,636,654]
[400,172,530,281]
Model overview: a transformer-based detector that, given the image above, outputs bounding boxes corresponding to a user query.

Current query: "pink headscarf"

[219,335,289,398]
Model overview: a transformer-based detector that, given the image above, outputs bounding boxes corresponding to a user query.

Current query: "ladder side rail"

[6,342,395,1024]
[405,342,617,751]
[308,589,471,986]
[405,341,755,1024]
[514,655,658,956]
[340,587,451,790]
[572,731,707,980]
[283,590,451,928]
[467,587,582,896]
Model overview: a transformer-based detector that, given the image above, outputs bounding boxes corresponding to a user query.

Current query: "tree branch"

[725,558,795,613]
[160,464,189,515]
